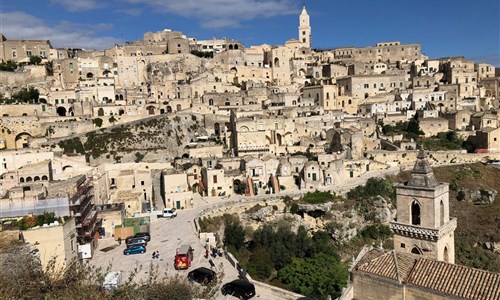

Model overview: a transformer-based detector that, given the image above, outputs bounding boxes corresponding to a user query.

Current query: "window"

[26,50,32,57]
[141,181,145,186]
[40,51,46,58]
[364,84,369,88]
[213,175,218,184]
[400,243,405,248]
[373,83,377,88]
[12,50,17,58]
[411,201,421,225]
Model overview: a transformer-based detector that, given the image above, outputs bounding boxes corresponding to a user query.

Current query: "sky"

[1,0,499,65]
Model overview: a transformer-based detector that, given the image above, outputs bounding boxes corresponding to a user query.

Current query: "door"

[176,201,181,209]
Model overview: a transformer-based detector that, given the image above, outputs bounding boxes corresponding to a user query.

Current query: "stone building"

[390,150,456,262]
[0,34,52,62]
[22,217,78,271]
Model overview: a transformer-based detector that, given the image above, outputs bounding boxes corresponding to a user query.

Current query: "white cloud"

[125,0,300,28]
[0,12,123,50]
[50,0,102,11]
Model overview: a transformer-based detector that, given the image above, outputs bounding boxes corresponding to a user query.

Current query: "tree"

[278,253,348,299]
[224,219,245,251]
[247,248,273,279]
[11,87,39,103]
[29,55,42,65]
[0,60,17,72]
[92,118,103,127]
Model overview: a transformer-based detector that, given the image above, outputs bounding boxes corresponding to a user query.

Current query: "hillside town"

[0,6,499,300]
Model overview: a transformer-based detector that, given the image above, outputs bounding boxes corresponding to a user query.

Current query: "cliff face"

[49,114,207,165]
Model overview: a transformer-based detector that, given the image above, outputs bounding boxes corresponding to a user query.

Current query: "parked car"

[123,245,146,255]
[221,279,256,299]
[134,232,151,242]
[174,244,193,270]
[162,208,177,218]
[125,237,147,247]
[187,267,217,285]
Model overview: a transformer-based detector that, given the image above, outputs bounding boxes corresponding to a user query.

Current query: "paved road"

[91,166,401,299]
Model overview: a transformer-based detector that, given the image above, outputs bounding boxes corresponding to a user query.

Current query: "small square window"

[401,243,405,248]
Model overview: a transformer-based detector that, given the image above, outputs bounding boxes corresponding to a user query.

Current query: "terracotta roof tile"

[408,259,500,300]
[354,250,500,300]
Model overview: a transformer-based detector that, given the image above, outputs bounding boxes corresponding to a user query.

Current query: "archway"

[166,106,172,113]
[26,177,33,182]
[15,132,32,149]
[86,72,94,79]
[97,108,104,116]
[34,176,40,181]
[411,201,421,225]
[208,99,214,106]
[20,177,25,183]
[41,175,48,181]
[68,107,74,116]
[214,123,220,136]
[57,106,67,116]
[160,108,165,114]
[274,57,280,67]
[147,106,155,115]
[411,247,422,255]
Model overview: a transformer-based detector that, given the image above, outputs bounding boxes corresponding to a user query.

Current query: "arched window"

[274,57,280,67]
[41,175,48,181]
[26,177,33,182]
[411,247,421,255]
[34,176,40,181]
[20,177,25,183]
[444,246,449,262]
[208,99,214,106]
[411,201,421,225]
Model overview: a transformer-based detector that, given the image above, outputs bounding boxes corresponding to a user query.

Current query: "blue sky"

[1,0,499,65]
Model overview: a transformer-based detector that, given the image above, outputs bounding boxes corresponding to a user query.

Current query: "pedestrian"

[152,251,157,259]
[117,237,122,245]
[155,251,160,259]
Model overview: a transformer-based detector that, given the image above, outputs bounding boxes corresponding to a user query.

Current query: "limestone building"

[390,150,456,263]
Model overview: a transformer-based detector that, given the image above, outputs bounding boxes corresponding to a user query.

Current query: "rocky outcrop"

[248,206,275,222]
[372,196,397,224]
[462,188,497,205]
[297,202,334,218]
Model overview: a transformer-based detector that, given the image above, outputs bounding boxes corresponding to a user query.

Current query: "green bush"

[290,203,299,214]
[93,118,103,127]
[457,190,466,201]
[301,191,334,204]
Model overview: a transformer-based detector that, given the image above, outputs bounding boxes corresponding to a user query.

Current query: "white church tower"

[299,6,311,48]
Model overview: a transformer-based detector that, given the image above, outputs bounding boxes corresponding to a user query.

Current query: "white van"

[103,271,122,291]
[162,208,177,218]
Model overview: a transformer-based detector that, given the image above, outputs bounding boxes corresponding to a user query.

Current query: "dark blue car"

[123,245,146,255]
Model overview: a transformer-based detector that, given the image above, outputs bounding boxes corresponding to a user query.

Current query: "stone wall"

[366,150,500,167]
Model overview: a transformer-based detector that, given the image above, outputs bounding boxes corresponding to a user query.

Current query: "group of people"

[151,251,160,259]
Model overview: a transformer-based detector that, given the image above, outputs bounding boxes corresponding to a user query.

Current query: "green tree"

[247,248,273,279]
[11,87,39,103]
[29,55,42,65]
[278,253,348,299]
[0,60,17,71]
[224,219,245,251]
[92,118,103,127]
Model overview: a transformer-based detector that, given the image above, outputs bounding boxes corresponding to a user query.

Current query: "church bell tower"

[391,150,456,263]
[299,6,311,48]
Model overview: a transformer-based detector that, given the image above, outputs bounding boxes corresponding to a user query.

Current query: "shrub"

[301,191,334,204]
[93,118,103,127]
[457,190,466,201]
[290,203,299,214]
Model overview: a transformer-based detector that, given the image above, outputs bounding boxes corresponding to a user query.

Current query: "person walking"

[155,251,160,259]
[152,251,157,259]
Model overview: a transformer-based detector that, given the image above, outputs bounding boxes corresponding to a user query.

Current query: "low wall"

[366,150,500,167]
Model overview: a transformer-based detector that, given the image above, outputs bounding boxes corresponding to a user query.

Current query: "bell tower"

[390,150,456,263]
[299,6,311,48]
